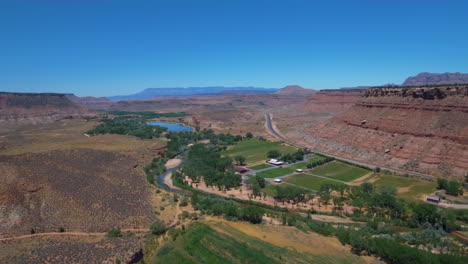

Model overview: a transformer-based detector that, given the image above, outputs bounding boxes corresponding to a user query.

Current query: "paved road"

[265,112,437,180]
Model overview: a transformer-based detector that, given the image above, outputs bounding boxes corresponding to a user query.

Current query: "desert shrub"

[106,228,121,238]
[151,221,168,236]
[180,197,189,207]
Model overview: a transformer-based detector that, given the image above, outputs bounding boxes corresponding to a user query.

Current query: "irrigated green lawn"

[262,182,282,197]
[249,163,273,170]
[256,167,294,178]
[368,174,437,202]
[287,162,308,170]
[284,174,344,191]
[311,161,370,182]
[222,139,297,164]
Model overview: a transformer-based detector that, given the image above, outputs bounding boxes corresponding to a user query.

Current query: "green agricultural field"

[249,163,273,170]
[287,163,307,171]
[262,182,279,197]
[222,139,297,164]
[284,174,344,191]
[311,161,370,182]
[368,174,437,202]
[153,221,367,264]
[256,167,294,178]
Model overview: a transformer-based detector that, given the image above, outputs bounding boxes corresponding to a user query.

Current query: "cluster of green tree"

[247,175,266,199]
[234,155,246,165]
[453,209,468,222]
[191,192,264,224]
[164,129,247,158]
[335,227,467,264]
[150,220,168,236]
[87,115,168,139]
[315,182,460,233]
[274,185,311,205]
[270,211,468,263]
[437,178,464,196]
[306,156,335,168]
[107,111,187,118]
[267,149,304,163]
[145,157,168,184]
[181,144,241,191]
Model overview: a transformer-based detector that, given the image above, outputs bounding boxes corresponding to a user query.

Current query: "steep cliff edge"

[0,92,95,124]
[289,85,468,179]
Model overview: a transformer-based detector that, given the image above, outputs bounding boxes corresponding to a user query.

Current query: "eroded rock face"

[364,86,468,99]
[287,86,468,179]
[0,93,96,124]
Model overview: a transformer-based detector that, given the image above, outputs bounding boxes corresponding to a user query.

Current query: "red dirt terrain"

[0,148,156,237]
[0,92,95,124]
[281,85,468,179]
[300,90,365,113]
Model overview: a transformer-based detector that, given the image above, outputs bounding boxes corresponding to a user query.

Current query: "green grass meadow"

[248,163,273,170]
[310,161,370,182]
[284,174,344,191]
[222,139,297,164]
[367,174,437,202]
[256,167,295,178]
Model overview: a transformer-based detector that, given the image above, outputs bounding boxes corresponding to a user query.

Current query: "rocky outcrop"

[0,92,95,124]
[402,72,468,86]
[365,85,468,99]
[287,85,468,179]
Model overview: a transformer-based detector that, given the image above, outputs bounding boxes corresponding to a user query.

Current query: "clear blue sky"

[1,0,467,96]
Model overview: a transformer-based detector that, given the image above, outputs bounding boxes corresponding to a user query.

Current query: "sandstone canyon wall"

[292,86,468,179]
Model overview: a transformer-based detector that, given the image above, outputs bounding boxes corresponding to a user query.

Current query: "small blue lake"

[147,121,193,132]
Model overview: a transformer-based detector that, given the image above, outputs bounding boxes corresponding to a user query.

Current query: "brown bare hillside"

[65,94,114,110]
[0,148,156,237]
[0,92,95,124]
[1,234,143,264]
[283,85,468,179]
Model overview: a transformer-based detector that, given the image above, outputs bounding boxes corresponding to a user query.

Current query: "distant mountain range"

[108,87,279,101]
[402,72,468,86]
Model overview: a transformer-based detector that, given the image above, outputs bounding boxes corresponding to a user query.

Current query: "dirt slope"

[0,148,156,237]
